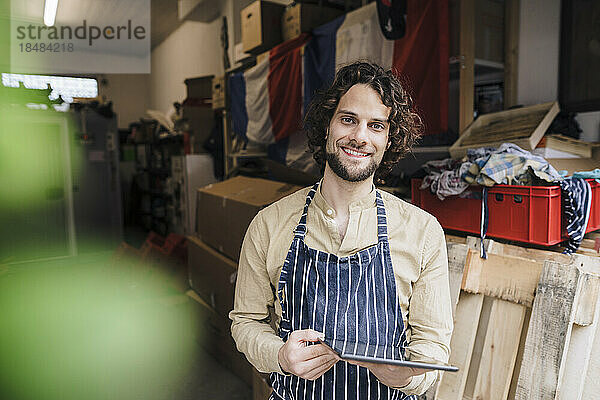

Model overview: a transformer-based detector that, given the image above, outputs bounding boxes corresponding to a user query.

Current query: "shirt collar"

[312,179,377,219]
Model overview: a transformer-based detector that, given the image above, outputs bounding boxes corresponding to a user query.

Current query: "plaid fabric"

[462,143,563,186]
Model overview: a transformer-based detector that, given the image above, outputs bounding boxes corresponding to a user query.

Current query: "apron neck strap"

[293,182,319,239]
[375,190,388,242]
[293,182,389,243]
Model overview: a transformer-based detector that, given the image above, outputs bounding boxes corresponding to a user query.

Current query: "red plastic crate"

[411,179,599,246]
[588,179,600,232]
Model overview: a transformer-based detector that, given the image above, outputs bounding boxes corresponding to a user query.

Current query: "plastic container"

[588,179,600,232]
[411,179,599,246]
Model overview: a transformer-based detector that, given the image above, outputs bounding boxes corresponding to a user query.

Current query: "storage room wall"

[148,1,235,115]
[518,0,600,142]
[148,0,291,116]
[97,74,151,130]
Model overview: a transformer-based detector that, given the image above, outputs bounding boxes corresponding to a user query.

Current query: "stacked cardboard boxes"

[187,176,300,389]
[241,0,344,55]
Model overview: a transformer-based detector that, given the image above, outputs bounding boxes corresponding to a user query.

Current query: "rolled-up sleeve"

[229,211,286,374]
[403,218,453,395]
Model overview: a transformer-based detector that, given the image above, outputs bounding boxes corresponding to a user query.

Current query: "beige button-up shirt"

[230,185,453,395]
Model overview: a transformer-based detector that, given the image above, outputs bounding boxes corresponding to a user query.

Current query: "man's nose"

[349,121,369,144]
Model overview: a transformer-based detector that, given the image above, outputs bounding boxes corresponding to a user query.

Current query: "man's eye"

[371,123,385,130]
[341,117,354,124]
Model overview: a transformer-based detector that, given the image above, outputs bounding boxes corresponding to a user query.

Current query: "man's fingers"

[296,353,339,379]
[289,329,325,343]
[304,356,339,381]
[298,343,340,361]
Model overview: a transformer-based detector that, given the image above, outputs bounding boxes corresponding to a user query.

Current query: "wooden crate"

[449,102,559,159]
[425,236,600,400]
[536,134,593,158]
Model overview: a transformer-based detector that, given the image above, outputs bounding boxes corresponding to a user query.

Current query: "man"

[230,62,452,399]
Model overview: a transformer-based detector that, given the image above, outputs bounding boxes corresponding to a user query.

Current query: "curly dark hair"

[304,61,423,181]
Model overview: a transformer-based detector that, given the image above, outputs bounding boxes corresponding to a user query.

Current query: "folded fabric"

[559,178,592,254]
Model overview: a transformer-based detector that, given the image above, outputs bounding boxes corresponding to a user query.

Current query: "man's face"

[325,84,391,182]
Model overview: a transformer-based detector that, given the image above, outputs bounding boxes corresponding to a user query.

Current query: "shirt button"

[326,209,333,215]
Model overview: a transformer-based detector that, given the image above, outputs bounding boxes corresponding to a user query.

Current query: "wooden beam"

[504,0,519,108]
[447,243,469,317]
[459,0,475,134]
[472,299,526,400]
[574,273,600,326]
[461,249,542,307]
[436,292,484,400]
[515,261,580,399]
[582,312,600,399]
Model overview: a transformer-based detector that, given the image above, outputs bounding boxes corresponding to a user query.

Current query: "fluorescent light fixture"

[44,0,58,26]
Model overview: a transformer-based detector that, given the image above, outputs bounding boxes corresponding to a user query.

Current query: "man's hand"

[345,359,431,388]
[278,329,341,381]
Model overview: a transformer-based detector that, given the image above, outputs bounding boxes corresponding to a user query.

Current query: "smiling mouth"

[341,146,370,158]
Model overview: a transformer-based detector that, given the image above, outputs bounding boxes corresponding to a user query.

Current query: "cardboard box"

[196,176,300,261]
[241,0,285,54]
[212,75,226,110]
[187,290,253,387]
[282,3,344,42]
[187,236,237,318]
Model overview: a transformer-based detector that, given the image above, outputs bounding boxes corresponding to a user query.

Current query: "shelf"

[410,146,451,154]
[449,57,505,82]
[228,150,267,159]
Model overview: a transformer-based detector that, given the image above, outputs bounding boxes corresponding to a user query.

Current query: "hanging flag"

[229,0,448,171]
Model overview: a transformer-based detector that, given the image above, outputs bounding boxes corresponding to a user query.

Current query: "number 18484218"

[19,43,74,52]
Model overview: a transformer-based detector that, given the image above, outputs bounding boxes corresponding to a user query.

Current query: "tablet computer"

[318,338,458,372]
[340,353,459,372]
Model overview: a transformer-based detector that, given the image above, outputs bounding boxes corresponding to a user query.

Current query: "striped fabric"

[560,178,592,254]
[270,183,415,400]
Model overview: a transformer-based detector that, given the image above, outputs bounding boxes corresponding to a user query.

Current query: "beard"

[326,147,380,182]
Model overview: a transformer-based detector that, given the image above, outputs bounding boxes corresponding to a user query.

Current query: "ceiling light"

[44,0,58,26]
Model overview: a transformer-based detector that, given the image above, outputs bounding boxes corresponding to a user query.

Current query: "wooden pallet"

[425,236,600,400]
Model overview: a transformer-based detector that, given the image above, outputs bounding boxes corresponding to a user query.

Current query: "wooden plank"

[445,234,467,244]
[559,308,600,399]
[503,0,519,109]
[507,307,531,400]
[461,249,542,307]
[421,243,470,400]
[459,0,475,135]
[574,272,600,326]
[582,309,600,399]
[463,296,493,400]
[435,292,484,400]
[515,261,580,400]
[472,299,526,400]
[447,243,469,317]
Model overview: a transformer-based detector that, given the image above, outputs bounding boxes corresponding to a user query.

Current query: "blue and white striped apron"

[270,183,416,400]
